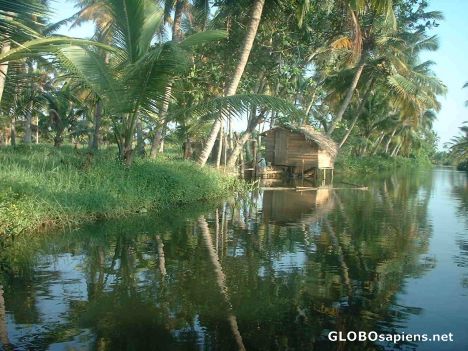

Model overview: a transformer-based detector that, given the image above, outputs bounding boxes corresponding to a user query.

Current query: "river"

[0,168,466,350]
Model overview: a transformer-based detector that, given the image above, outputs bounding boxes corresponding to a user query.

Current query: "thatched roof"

[263,125,338,159]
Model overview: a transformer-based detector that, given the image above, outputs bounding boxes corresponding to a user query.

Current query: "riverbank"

[0,145,242,236]
[334,154,432,176]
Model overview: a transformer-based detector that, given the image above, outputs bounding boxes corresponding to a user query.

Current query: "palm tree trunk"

[371,132,385,155]
[35,115,39,144]
[390,141,401,157]
[150,1,184,158]
[91,100,102,151]
[23,62,34,144]
[226,112,264,168]
[10,117,16,147]
[338,79,373,148]
[172,0,184,42]
[384,127,398,154]
[327,59,366,136]
[0,41,10,105]
[150,87,171,159]
[23,106,33,144]
[136,118,145,156]
[197,0,265,166]
[216,124,224,168]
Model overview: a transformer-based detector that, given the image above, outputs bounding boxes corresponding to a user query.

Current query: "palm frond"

[172,94,304,125]
[179,30,228,49]
[0,37,116,63]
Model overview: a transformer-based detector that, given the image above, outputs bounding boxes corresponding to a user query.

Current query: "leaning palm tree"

[324,0,396,136]
[197,0,266,166]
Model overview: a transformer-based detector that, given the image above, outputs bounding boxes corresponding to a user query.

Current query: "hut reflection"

[262,187,334,225]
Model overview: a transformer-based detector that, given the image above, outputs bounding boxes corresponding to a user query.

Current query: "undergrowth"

[0,145,243,236]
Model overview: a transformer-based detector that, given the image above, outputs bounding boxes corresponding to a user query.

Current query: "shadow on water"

[0,169,467,350]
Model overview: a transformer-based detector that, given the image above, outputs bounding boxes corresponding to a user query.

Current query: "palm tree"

[197,0,266,166]
[149,0,189,159]
[0,0,44,103]
[56,0,227,164]
[325,0,395,136]
[447,122,468,164]
[0,1,114,105]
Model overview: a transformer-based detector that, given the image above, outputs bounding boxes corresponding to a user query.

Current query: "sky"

[49,0,468,149]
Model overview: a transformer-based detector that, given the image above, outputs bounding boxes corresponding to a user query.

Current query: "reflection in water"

[0,170,466,350]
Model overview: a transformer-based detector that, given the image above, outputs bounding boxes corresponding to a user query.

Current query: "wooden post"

[301,159,305,181]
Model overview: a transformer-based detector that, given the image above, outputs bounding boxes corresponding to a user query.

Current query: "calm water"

[0,168,467,351]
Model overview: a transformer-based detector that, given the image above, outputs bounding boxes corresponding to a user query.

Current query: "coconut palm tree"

[447,122,468,164]
[197,0,266,166]
[324,0,395,136]
[54,0,229,164]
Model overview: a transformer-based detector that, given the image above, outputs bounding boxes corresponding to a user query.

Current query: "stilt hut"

[260,125,338,179]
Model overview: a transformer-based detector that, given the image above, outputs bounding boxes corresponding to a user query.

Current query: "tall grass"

[0,145,242,236]
[334,153,432,176]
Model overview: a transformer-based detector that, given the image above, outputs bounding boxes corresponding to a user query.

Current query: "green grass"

[0,144,242,236]
[334,153,432,176]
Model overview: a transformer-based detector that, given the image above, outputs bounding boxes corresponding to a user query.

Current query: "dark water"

[0,168,467,351]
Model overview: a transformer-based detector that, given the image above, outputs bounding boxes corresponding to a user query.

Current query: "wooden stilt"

[301,159,305,181]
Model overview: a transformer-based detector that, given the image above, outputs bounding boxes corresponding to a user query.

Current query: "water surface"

[0,168,466,350]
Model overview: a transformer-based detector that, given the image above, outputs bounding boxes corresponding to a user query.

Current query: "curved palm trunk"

[327,60,366,136]
[226,112,265,168]
[0,41,10,105]
[338,78,374,148]
[370,132,385,155]
[198,0,265,166]
[384,126,398,154]
[198,216,246,351]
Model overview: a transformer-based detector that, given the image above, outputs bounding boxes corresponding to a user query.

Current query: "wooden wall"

[262,128,333,170]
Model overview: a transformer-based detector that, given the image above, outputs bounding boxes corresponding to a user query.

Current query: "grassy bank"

[334,153,432,176]
[0,145,242,236]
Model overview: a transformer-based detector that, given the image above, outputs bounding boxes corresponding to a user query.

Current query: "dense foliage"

[0,0,454,168]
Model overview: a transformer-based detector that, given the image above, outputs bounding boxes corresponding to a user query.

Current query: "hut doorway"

[274,129,288,165]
